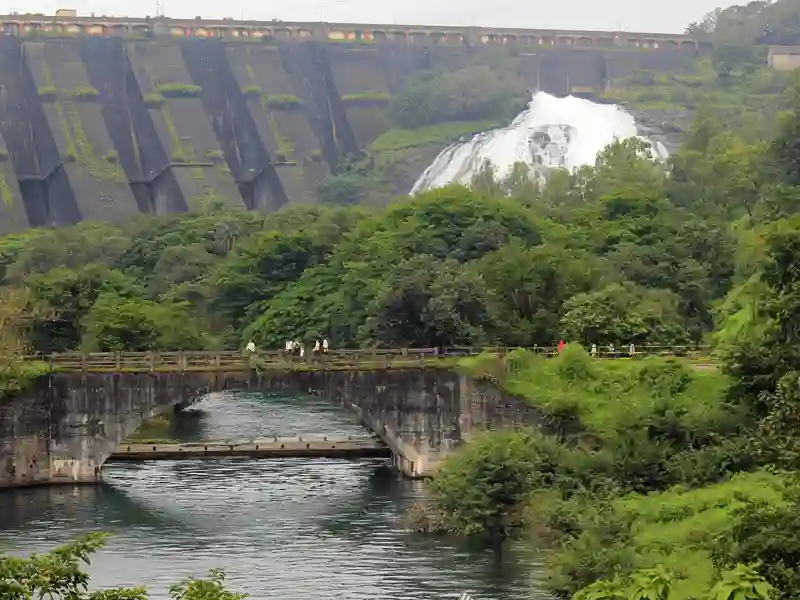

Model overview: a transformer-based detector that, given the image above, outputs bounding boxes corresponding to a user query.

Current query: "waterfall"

[410,92,669,195]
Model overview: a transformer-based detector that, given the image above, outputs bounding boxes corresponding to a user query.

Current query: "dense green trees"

[389,65,527,129]
[0,135,743,353]
[408,72,800,600]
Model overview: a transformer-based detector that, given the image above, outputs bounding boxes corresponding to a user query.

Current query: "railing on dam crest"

[26,345,716,373]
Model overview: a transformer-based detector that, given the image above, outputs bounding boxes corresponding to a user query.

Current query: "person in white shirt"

[313,340,320,354]
[246,341,256,353]
[323,338,329,354]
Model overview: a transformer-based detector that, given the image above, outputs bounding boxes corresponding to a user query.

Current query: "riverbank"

[415,346,772,598]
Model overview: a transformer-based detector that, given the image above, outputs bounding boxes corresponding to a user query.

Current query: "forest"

[6,0,800,598]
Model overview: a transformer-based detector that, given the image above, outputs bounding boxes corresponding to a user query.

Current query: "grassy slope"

[580,470,788,597]
[458,349,734,439]
[363,120,503,200]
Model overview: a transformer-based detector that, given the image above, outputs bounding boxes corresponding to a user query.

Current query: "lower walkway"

[108,436,390,461]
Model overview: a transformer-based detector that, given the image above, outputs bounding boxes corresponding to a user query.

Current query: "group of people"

[283,339,329,357]
[589,343,636,357]
[243,339,331,357]
[556,340,637,357]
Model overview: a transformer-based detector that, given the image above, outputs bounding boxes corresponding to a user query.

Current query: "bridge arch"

[0,367,543,488]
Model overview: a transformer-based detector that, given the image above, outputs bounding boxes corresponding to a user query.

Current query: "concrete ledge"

[109,438,390,461]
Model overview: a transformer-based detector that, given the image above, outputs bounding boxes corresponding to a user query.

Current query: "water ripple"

[0,392,545,600]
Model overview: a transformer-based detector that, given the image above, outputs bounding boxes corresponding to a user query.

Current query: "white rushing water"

[411,92,669,194]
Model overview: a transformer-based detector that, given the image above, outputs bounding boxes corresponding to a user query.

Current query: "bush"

[157,82,202,98]
[37,85,57,100]
[430,429,562,536]
[556,344,596,382]
[341,90,391,106]
[316,172,369,205]
[143,92,165,108]
[69,85,100,101]
[390,66,527,129]
[264,94,303,110]
[242,83,262,97]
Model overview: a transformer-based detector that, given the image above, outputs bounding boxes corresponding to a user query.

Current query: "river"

[0,391,546,600]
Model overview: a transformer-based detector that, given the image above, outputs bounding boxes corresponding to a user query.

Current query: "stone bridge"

[0,363,545,488]
[0,346,712,488]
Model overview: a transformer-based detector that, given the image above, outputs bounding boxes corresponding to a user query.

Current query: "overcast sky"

[0,0,728,34]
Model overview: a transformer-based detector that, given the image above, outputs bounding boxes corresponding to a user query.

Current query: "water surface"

[0,392,545,600]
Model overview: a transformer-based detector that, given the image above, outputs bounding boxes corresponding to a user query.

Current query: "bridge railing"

[24,344,718,373]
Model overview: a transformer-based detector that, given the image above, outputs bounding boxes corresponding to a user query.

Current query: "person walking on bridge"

[323,338,329,354]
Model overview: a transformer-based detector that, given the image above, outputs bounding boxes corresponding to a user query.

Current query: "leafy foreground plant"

[572,564,773,600]
[0,532,247,600]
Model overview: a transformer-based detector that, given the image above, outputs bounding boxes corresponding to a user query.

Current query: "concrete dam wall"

[0,37,694,231]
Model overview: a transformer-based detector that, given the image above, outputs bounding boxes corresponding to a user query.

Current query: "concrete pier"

[108,437,390,462]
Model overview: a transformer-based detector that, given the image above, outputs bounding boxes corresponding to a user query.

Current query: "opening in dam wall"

[0,369,550,488]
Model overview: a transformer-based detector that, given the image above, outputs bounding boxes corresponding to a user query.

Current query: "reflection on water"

[0,392,545,600]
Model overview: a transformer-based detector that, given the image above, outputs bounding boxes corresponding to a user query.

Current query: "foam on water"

[411,91,669,194]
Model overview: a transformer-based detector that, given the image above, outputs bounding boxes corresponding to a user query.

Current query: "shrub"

[637,357,692,396]
[156,82,202,98]
[430,429,562,537]
[556,344,596,382]
[341,90,391,106]
[143,92,165,108]
[0,149,8,162]
[69,85,100,101]
[242,84,262,97]
[316,172,369,205]
[206,149,224,162]
[264,94,303,110]
[37,85,57,100]
[390,66,527,129]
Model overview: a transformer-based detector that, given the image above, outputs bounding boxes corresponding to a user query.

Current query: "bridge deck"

[109,436,390,461]
[29,346,715,373]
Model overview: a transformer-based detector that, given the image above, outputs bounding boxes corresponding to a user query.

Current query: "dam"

[0,14,704,232]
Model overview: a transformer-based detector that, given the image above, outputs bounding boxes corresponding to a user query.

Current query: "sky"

[0,0,729,34]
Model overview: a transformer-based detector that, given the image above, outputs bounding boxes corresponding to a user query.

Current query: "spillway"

[411,92,669,194]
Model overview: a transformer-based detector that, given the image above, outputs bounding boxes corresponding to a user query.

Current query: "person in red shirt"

[557,339,566,353]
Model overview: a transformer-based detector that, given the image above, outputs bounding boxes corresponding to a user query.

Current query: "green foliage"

[69,85,100,101]
[143,92,165,108]
[37,85,57,100]
[316,171,369,205]
[550,471,788,599]
[241,84,261,97]
[560,282,691,346]
[430,429,558,536]
[460,348,739,445]
[370,120,502,152]
[82,291,214,351]
[0,533,246,599]
[390,66,527,129]
[709,565,774,600]
[264,94,303,110]
[341,90,391,106]
[156,82,202,98]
